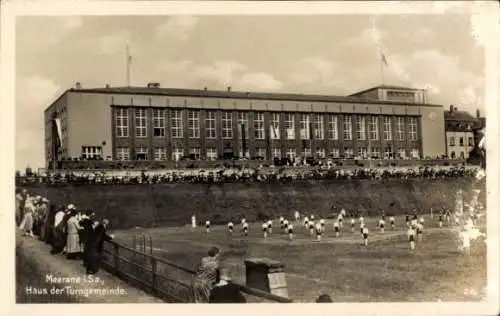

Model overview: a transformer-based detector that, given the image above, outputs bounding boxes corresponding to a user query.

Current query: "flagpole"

[126,44,131,87]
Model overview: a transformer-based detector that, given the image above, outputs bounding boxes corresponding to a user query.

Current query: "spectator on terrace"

[192,247,221,303]
[208,268,246,303]
[50,205,70,254]
[66,209,83,260]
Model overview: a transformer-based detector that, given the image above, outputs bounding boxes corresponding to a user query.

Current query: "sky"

[15,13,488,170]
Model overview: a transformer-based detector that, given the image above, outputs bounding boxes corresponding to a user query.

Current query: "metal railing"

[100,239,293,303]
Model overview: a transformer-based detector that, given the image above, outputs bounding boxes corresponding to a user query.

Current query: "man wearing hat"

[208,268,246,303]
[86,218,114,274]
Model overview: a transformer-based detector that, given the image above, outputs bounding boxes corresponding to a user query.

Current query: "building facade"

[444,106,483,159]
[44,84,446,168]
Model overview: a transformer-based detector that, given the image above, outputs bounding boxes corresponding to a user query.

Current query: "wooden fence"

[100,239,293,303]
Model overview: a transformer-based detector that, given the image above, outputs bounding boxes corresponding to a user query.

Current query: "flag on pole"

[381,53,388,66]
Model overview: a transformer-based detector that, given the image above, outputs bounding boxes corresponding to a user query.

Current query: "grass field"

[111,214,487,303]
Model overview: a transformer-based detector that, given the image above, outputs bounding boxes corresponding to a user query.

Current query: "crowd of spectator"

[16,189,114,274]
[17,165,480,186]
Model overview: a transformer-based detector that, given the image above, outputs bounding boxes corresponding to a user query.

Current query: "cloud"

[156,16,199,41]
[16,75,63,170]
[285,56,348,92]
[18,16,83,48]
[238,72,283,91]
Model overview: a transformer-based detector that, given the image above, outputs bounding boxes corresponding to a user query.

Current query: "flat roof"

[64,86,443,108]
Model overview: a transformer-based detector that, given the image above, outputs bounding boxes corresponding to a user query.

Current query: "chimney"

[449,105,454,112]
[454,106,458,112]
[75,82,81,89]
[204,87,208,91]
[105,84,110,88]
[476,109,480,118]
[227,86,231,92]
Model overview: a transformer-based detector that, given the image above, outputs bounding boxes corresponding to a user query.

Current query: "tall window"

[411,148,420,159]
[344,148,354,158]
[238,112,249,139]
[272,147,281,159]
[397,148,406,159]
[408,117,418,141]
[254,112,265,140]
[285,113,295,139]
[286,148,296,159]
[371,147,380,158]
[357,147,368,159]
[206,148,217,161]
[172,147,184,161]
[116,147,129,160]
[205,111,216,139]
[171,109,183,139]
[115,108,129,138]
[383,116,393,141]
[221,111,233,139]
[135,108,147,138]
[343,115,352,141]
[300,114,310,139]
[328,115,338,140]
[356,116,366,140]
[468,137,474,147]
[152,109,165,137]
[368,116,379,140]
[396,117,405,141]
[301,147,311,158]
[449,136,456,146]
[189,148,201,160]
[270,113,281,139]
[135,146,149,160]
[459,137,464,147]
[154,148,167,160]
[313,114,324,139]
[188,110,200,139]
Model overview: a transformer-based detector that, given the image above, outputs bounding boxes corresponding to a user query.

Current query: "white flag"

[54,118,63,145]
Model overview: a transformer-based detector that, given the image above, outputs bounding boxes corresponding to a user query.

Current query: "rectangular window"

[300,114,310,139]
[189,148,201,160]
[343,116,352,141]
[116,147,129,161]
[397,148,406,159]
[254,112,265,140]
[384,147,392,159]
[154,148,167,161]
[459,137,464,147]
[368,116,379,140]
[285,113,295,139]
[205,111,216,139]
[449,136,456,146]
[344,148,354,158]
[408,117,418,141]
[238,112,249,139]
[135,146,149,160]
[286,148,296,159]
[371,147,380,158]
[206,148,218,161]
[115,108,129,138]
[188,110,200,139]
[301,147,311,158]
[272,147,281,159]
[328,115,338,140]
[171,110,183,139]
[383,117,393,141]
[468,137,474,147]
[396,117,405,141]
[330,148,340,158]
[135,108,147,138]
[152,109,165,137]
[313,114,324,140]
[255,147,266,159]
[357,147,368,159]
[172,147,184,161]
[316,148,326,158]
[81,146,103,159]
[221,111,233,139]
[356,116,366,140]
[270,113,281,140]
[411,148,420,159]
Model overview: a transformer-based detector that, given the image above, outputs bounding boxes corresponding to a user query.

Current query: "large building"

[44,83,446,168]
[444,106,484,159]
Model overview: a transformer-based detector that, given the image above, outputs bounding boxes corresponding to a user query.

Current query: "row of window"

[115,108,419,142]
[448,136,474,147]
[115,146,421,161]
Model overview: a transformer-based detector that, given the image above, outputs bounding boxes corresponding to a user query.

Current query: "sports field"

[111,214,487,303]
